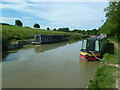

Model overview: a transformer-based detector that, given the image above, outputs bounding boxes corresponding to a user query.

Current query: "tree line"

[72,1,120,42]
[8,1,120,39]
[99,1,120,42]
[15,20,41,29]
[14,20,96,34]
[15,20,70,32]
[82,1,119,42]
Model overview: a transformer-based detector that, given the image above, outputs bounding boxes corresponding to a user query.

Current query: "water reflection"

[80,61,100,71]
[2,41,100,88]
[34,40,79,53]
[2,40,77,62]
[34,42,68,53]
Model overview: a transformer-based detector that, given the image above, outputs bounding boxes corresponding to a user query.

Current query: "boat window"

[82,40,87,49]
[95,40,99,51]
[35,35,40,42]
[88,39,95,51]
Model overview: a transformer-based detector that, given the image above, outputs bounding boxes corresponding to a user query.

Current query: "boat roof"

[84,37,107,40]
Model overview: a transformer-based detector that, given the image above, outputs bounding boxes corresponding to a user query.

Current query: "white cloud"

[22,17,33,19]
[1,0,109,2]
[30,3,107,29]
[1,2,108,29]
[0,17,19,23]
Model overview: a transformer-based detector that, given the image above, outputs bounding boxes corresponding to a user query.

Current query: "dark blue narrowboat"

[80,34,108,61]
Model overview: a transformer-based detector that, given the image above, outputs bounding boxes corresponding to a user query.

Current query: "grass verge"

[88,41,119,88]
[88,64,117,88]
[1,25,82,50]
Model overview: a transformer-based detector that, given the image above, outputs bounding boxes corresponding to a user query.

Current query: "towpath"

[105,41,120,89]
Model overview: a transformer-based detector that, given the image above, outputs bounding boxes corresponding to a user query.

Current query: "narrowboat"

[32,35,68,44]
[32,35,42,45]
[80,34,108,61]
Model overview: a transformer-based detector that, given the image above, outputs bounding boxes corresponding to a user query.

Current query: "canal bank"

[2,41,100,88]
[88,41,119,88]
[7,35,69,50]
[2,24,83,51]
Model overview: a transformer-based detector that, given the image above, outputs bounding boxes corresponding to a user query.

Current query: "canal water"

[2,41,100,88]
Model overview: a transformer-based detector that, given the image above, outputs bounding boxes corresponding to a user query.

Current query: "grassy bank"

[2,24,67,40]
[88,41,119,88]
[1,25,82,50]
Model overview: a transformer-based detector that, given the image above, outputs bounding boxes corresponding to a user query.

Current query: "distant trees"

[33,23,40,28]
[53,28,56,31]
[24,26,31,28]
[47,27,50,30]
[70,29,99,36]
[15,20,23,27]
[57,28,69,32]
[71,29,86,34]
[85,29,98,35]
[72,29,83,33]
[0,23,10,25]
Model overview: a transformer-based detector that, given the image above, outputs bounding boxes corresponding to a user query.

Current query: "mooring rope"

[89,51,119,68]
[89,51,106,63]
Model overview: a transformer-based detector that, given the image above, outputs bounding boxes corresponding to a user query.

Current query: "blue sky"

[0,2,109,30]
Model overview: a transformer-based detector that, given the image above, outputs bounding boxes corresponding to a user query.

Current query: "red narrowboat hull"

[80,54,101,61]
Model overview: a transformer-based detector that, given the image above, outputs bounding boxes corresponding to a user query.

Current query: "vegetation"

[88,64,117,88]
[33,23,40,28]
[68,33,82,40]
[71,29,98,35]
[102,42,119,64]
[2,24,82,50]
[85,29,98,35]
[88,1,119,88]
[70,2,120,43]
[47,27,50,30]
[0,23,10,25]
[15,20,23,27]
[88,41,118,88]
[53,28,56,31]
[98,2,120,43]
[1,1,119,88]
[57,28,70,32]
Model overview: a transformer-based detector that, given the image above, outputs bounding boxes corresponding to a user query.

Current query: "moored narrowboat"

[32,35,68,44]
[80,34,108,61]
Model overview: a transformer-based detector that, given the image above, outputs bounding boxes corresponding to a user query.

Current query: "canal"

[2,41,100,88]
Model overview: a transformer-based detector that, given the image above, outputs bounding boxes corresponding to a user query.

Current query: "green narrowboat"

[80,35,108,61]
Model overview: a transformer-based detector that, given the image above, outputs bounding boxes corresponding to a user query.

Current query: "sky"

[0,1,109,30]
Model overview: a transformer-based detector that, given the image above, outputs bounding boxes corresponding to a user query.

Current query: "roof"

[84,37,107,40]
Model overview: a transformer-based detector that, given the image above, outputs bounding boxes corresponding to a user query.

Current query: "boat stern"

[80,51,101,61]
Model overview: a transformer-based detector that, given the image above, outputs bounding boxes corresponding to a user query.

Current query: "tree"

[33,23,40,28]
[101,1,120,41]
[64,28,70,32]
[15,20,23,27]
[53,28,56,31]
[24,26,30,28]
[47,27,50,30]
[57,28,70,32]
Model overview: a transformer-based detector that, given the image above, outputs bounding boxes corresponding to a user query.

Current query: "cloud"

[22,17,33,19]
[29,3,107,29]
[1,0,109,2]
[0,17,19,23]
[1,2,108,29]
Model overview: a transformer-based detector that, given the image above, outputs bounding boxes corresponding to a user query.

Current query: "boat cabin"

[80,37,108,61]
[81,37,107,53]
